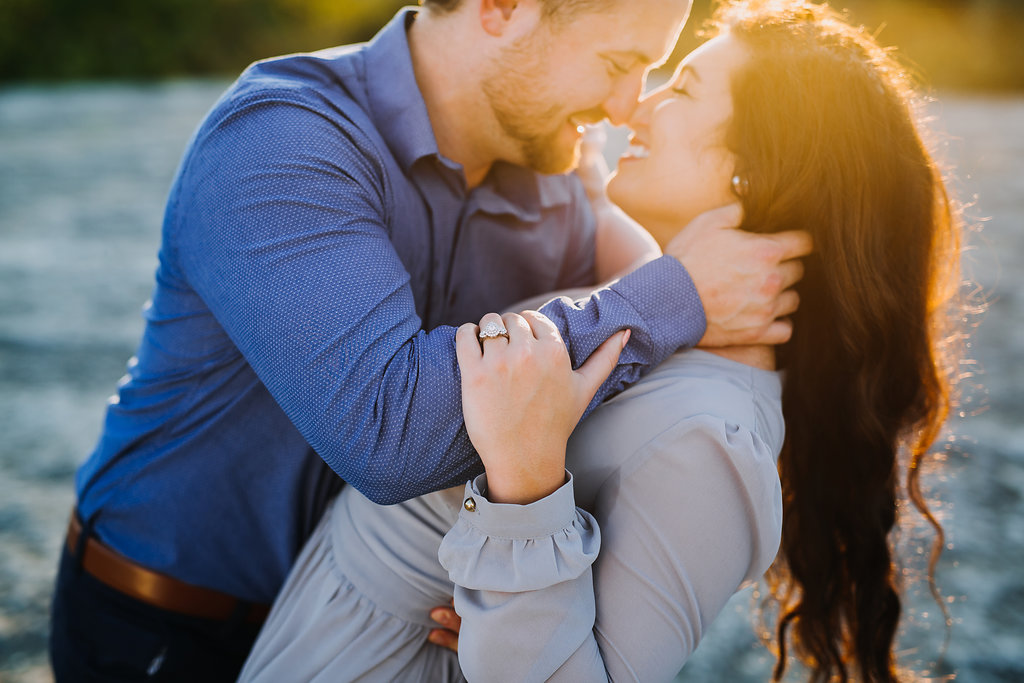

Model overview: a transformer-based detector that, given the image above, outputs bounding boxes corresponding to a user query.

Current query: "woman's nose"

[627,90,658,132]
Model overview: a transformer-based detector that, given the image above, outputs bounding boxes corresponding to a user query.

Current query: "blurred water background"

[1,1,1022,681]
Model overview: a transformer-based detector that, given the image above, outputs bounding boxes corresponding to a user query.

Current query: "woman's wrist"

[483,461,568,505]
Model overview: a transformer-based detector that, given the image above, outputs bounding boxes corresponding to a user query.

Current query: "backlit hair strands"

[707,1,965,681]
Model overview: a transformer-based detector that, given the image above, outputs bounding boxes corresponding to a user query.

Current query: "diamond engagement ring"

[478,320,510,341]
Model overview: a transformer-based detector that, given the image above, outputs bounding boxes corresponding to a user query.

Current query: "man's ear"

[479,0,539,37]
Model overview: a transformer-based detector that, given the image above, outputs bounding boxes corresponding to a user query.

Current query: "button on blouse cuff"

[460,471,579,540]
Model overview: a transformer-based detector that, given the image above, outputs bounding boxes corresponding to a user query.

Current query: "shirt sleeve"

[438,416,783,682]
[171,90,707,505]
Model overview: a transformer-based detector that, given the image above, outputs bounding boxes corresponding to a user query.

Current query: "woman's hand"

[456,311,629,505]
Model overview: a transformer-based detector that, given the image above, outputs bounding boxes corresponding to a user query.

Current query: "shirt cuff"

[438,472,600,592]
[458,472,578,539]
[611,254,706,352]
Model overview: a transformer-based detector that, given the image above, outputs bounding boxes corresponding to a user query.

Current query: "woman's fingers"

[501,312,533,344]
[573,330,630,415]
[519,309,563,345]
[477,312,510,348]
[455,322,482,368]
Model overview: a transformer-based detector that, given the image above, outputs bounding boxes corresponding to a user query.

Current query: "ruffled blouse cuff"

[438,472,601,592]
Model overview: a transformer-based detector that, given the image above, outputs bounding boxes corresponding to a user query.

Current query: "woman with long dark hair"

[709,4,961,679]
[240,1,963,680]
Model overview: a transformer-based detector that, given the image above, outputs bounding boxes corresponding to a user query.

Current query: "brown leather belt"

[66,514,270,624]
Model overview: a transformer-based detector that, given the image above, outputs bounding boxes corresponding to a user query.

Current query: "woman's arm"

[440,325,784,680]
[440,418,782,681]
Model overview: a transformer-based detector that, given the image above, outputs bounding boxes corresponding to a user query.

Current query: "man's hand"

[577,125,662,282]
[428,602,461,653]
[664,204,812,347]
[577,125,611,202]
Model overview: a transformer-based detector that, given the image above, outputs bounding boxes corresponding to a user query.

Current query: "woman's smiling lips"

[620,139,650,161]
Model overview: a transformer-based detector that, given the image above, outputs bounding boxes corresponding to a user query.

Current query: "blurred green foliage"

[0,0,407,81]
[1,0,1022,90]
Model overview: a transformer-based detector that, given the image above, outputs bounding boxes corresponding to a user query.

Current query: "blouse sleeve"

[438,415,782,682]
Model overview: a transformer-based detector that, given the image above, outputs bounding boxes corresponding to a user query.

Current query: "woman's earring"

[731,174,749,196]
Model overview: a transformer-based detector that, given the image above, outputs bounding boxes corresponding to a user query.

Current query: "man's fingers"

[428,628,459,653]
[771,230,813,259]
[428,602,461,653]
[574,330,629,404]
[430,604,461,631]
[778,260,805,290]
[774,289,800,318]
[757,318,794,345]
[700,202,744,229]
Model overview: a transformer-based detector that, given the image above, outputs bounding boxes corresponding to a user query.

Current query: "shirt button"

[463,497,476,512]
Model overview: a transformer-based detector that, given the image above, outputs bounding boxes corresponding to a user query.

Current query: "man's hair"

[420,0,615,22]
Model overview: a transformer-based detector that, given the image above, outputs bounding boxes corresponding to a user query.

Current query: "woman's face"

[607,33,750,246]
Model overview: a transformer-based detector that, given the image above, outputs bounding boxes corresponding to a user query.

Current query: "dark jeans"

[50,546,263,682]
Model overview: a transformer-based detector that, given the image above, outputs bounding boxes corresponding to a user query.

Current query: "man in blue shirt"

[50,0,810,680]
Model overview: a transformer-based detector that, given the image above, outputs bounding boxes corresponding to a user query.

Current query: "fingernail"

[621,329,631,348]
[428,631,443,645]
[430,609,447,625]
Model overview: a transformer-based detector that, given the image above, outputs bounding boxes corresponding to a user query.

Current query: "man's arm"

[170,93,707,504]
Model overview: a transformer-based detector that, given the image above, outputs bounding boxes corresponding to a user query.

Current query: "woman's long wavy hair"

[711,1,963,680]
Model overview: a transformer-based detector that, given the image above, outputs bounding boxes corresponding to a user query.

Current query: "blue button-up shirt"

[75,9,706,602]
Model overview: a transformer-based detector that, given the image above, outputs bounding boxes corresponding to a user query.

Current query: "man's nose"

[626,91,656,131]
[602,72,645,127]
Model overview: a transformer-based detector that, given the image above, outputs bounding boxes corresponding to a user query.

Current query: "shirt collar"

[362,8,576,221]
[471,163,576,222]
[364,8,438,171]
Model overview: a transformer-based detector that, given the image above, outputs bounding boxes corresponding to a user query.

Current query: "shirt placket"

[410,158,470,329]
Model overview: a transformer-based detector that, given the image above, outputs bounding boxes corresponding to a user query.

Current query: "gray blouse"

[240,350,784,682]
